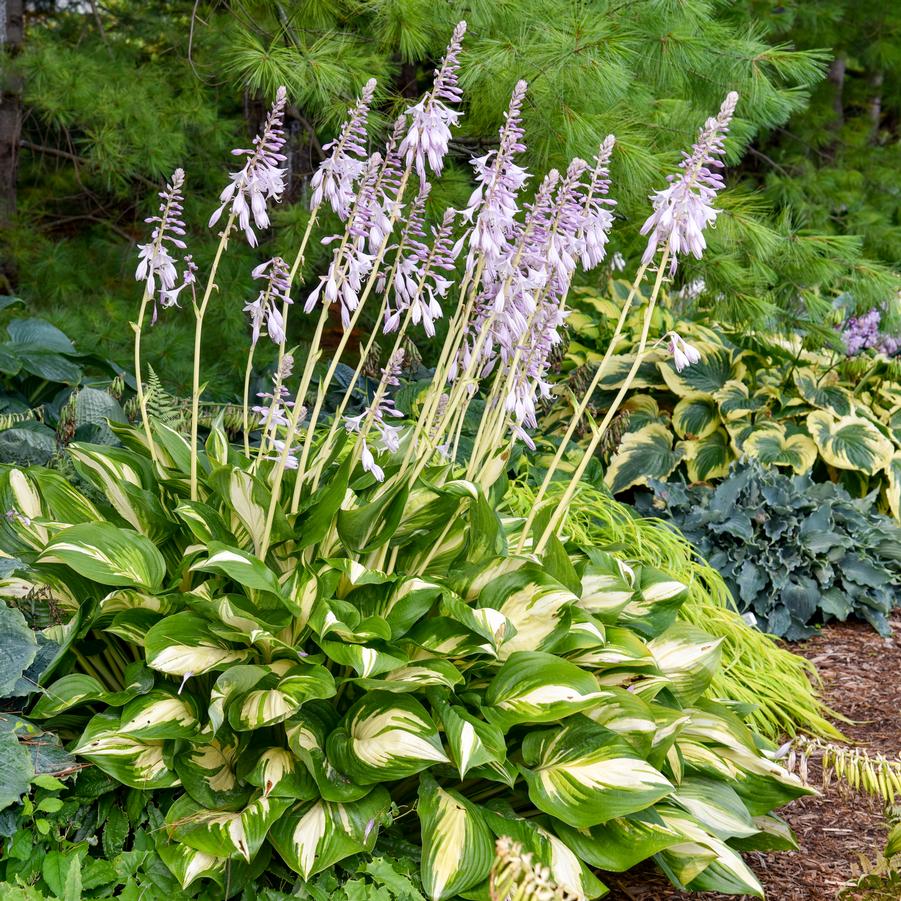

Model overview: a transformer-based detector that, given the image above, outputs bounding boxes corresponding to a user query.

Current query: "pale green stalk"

[132,290,159,466]
[241,341,257,457]
[190,211,237,501]
[533,251,670,555]
[515,263,649,552]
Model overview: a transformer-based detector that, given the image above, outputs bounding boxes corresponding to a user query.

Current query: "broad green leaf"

[0,731,34,810]
[679,429,733,482]
[807,410,894,475]
[519,715,671,827]
[741,421,817,474]
[417,773,492,901]
[793,368,853,417]
[145,611,253,676]
[32,665,153,717]
[166,793,291,862]
[190,542,282,595]
[672,393,719,439]
[647,624,722,703]
[269,790,390,879]
[73,713,179,790]
[337,478,410,553]
[114,689,199,740]
[604,423,684,494]
[585,687,658,756]
[434,702,506,779]
[245,747,318,800]
[327,692,448,783]
[175,734,252,811]
[617,566,688,637]
[659,347,746,397]
[670,776,756,839]
[0,603,38,697]
[230,665,336,730]
[38,522,166,590]
[484,651,604,729]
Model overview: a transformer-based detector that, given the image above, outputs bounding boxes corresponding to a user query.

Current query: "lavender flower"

[243,257,291,345]
[841,307,900,357]
[400,22,466,180]
[463,81,529,273]
[209,87,288,247]
[667,332,702,372]
[345,350,405,481]
[640,92,738,273]
[311,79,377,219]
[577,136,616,270]
[610,251,626,272]
[135,168,187,318]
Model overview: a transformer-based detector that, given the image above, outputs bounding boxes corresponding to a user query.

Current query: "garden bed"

[608,613,901,900]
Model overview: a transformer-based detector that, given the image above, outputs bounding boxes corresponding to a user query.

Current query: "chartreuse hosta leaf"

[646,624,723,703]
[38,522,166,590]
[604,423,684,494]
[672,392,719,439]
[741,421,817,474]
[484,651,605,729]
[807,409,894,475]
[478,562,577,658]
[679,428,733,482]
[327,691,448,783]
[166,793,291,862]
[145,611,253,677]
[417,773,492,901]
[519,715,672,827]
[268,789,391,879]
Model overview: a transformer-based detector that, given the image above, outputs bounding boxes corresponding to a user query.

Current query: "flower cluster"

[842,308,900,357]
[667,331,702,371]
[640,91,738,272]
[255,354,304,467]
[135,168,188,320]
[311,79,377,219]
[399,22,466,181]
[243,257,291,346]
[209,86,288,246]
[577,136,616,271]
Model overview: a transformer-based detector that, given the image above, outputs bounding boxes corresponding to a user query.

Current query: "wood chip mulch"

[605,612,901,901]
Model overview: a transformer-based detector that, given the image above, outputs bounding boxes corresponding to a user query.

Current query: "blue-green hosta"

[0,427,811,899]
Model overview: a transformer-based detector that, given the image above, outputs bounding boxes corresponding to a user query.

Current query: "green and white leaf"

[672,393,719,439]
[604,423,684,494]
[742,421,817,474]
[807,410,894,475]
[145,612,253,677]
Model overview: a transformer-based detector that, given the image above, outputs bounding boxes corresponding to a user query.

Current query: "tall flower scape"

[2,25,811,900]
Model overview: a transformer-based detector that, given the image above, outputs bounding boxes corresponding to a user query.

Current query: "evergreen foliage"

[1,1,897,396]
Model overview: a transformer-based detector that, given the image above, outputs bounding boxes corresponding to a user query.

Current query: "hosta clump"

[636,460,901,639]
[1,443,811,899]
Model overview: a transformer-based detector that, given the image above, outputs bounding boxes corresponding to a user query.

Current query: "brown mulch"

[605,612,901,901]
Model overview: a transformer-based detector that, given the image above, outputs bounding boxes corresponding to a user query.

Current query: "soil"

[606,613,901,901]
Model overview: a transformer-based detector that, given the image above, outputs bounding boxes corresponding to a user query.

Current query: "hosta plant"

[636,459,901,639]
[548,284,901,517]
[0,28,812,899]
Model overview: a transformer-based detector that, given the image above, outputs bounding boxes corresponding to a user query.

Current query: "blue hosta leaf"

[0,603,38,697]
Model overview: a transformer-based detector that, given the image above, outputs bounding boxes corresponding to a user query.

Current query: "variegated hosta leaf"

[585,687,658,757]
[655,806,764,897]
[672,392,719,440]
[439,594,512,651]
[38,522,166,590]
[567,624,654,670]
[433,701,506,779]
[484,651,605,729]
[658,347,746,398]
[617,566,688,638]
[714,380,765,420]
[646,623,723,703]
[174,500,233,546]
[679,429,733,482]
[355,659,463,693]
[245,747,318,800]
[166,794,291,862]
[190,541,282,595]
[175,734,252,811]
[73,712,179,789]
[887,451,901,519]
[326,692,448,783]
[32,664,154,717]
[519,715,672,827]
[741,421,817,474]
[337,478,410,553]
[807,409,894,475]
[595,354,664,391]
[98,587,182,618]
[479,562,577,659]
[604,423,684,495]
[145,612,253,677]
[230,664,336,730]
[317,637,406,678]
[114,689,200,740]
[210,466,288,554]
[792,368,853,417]
[158,841,228,891]
[268,789,390,879]
[670,776,757,840]
[417,773,492,901]
[577,550,636,622]
[553,810,682,872]
[376,577,444,638]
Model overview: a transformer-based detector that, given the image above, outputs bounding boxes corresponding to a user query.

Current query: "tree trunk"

[868,70,884,142]
[0,0,24,226]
